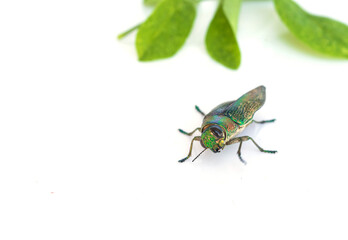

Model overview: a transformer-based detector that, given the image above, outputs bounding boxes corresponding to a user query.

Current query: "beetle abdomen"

[225,86,266,125]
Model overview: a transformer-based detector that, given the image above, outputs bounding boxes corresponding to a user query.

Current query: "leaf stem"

[118,23,142,40]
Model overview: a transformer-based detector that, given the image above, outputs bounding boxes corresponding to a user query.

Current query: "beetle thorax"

[202,115,240,143]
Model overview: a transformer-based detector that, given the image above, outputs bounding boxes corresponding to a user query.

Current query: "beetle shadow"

[196,123,264,169]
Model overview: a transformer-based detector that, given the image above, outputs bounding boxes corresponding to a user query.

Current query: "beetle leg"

[195,105,205,116]
[237,140,247,165]
[253,119,276,124]
[178,127,201,136]
[178,136,201,163]
[226,136,277,164]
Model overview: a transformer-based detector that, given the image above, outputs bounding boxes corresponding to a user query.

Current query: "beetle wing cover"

[225,86,266,125]
[206,101,236,117]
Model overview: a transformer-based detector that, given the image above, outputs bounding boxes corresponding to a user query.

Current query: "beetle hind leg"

[195,105,205,116]
[253,119,276,124]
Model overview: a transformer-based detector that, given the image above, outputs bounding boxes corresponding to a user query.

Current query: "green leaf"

[223,0,242,32]
[144,0,162,7]
[205,1,241,69]
[274,0,348,58]
[136,0,196,61]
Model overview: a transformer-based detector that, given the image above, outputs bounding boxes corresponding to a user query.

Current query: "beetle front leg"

[178,136,201,163]
[178,127,201,136]
[227,136,277,164]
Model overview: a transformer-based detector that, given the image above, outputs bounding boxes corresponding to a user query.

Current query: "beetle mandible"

[178,85,277,163]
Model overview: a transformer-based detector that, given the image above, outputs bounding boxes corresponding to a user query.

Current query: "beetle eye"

[210,127,223,138]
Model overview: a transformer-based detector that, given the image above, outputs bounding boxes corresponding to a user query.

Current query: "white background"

[1,0,348,239]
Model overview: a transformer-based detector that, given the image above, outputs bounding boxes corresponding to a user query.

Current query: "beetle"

[178,85,277,163]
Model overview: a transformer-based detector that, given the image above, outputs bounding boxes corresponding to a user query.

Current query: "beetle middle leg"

[253,119,276,124]
[178,106,205,136]
[178,127,201,136]
[178,136,201,163]
[237,140,247,165]
[227,136,277,164]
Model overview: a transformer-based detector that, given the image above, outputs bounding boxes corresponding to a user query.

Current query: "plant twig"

[118,23,142,40]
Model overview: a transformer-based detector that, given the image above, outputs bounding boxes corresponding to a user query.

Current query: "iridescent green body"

[178,86,276,163]
[202,86,265,150]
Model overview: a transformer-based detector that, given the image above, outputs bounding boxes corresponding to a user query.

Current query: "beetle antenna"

[192,148,207,162]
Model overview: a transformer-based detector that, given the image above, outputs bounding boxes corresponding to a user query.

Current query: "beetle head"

[201,125,226,153]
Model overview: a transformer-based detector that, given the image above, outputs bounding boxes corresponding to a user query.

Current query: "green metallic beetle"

[178,86,277,163]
